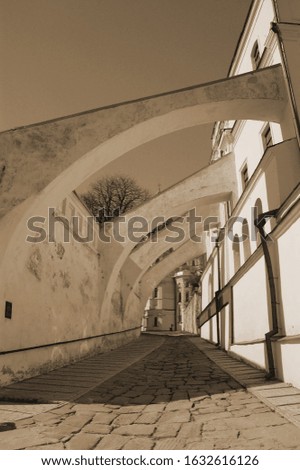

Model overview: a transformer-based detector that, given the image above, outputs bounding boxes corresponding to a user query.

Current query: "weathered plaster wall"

[0,328,140,387]
[0,194,141,385]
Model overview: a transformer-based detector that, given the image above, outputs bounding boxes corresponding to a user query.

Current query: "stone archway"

[0,65,291,384]
[135,238,207,322]
[120,202,220,318]
[0,65,288,277]
[99,153,236,320]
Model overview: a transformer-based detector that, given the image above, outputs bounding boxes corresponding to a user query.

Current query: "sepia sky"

[0,0,252,193]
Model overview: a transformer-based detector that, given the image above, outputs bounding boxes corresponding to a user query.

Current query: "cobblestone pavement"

[1,336,300,450]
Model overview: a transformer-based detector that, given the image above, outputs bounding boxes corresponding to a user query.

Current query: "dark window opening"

[253,198,263,246]
[251,40,260,69]
[241,164,249,190]
[5,301,12,319]
[262,123,273,150]
[233,234,241,272]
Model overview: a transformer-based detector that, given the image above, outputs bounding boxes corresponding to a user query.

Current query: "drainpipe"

[215,228,225,347]
[215,241,221,347]
[254,209,279,379]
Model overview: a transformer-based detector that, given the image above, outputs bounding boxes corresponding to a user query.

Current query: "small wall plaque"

[5,301,12,319]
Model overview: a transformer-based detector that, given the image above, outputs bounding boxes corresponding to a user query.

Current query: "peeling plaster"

[26,248,42,281]
[55,242,65,260]
[59,270,71,288]
[112,291,124,318]
[0,161,6,186]
[1,365,16,377]
[79,273,92,303]
[79,284,89,303]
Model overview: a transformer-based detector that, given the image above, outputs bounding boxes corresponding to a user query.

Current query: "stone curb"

[189,337,300,429]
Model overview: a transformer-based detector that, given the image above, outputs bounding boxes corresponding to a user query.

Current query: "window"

[253,198,263,246]
[5,301,12,319]
[178,292,182,303]
[208,273,213,302]
[242,219,251,261]
[232,234,241,273]
[153,287,158,298]
[251,40,260,69]
[262,123,273,150]
[154,317,158,327]
[185,291,189,303]
[241,163,249,190]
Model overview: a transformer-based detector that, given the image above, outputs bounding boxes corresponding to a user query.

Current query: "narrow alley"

[0,335,300,450]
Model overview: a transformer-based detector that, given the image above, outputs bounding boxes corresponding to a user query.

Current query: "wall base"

[0,327,141,387]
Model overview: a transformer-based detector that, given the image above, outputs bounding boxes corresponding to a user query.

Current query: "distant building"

[144,255,205,333]
[143,274,176,331]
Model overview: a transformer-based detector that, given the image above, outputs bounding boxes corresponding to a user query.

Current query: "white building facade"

[144,274,176,331]
[198,0,300,387]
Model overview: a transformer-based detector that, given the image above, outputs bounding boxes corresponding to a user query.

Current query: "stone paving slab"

[0,335,164,420]
[0,338,163,422]
[0,336,300,449]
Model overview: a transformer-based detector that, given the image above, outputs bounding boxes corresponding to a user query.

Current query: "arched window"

[253,198,263,246]
[232,234,241,273]
[208,273,213,302]
[251,40,261,69]
[242,219,251,261]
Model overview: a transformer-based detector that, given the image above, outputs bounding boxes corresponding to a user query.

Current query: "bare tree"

[81,175,151,223]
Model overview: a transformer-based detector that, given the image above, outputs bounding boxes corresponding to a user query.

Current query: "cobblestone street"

[1,335,300,450]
